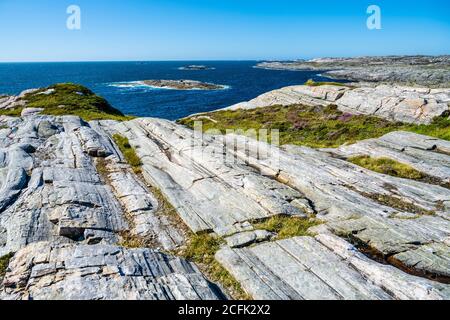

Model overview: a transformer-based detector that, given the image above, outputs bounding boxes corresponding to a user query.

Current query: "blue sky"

[0,0,449,62]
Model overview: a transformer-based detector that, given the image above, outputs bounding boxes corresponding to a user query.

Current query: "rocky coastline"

[256,56,450,88]
[1,58,450,300]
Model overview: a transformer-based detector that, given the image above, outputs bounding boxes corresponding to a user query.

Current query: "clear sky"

[0,0,449,62]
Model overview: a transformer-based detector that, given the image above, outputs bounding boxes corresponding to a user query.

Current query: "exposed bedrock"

[1,242,224,300]
[216,231,450,300]
[255,56,450,87]
[1,112,450,300]
[225,84,450,124]
[0,115,220,300]
[103,118,450,294]
[105,118,311,236]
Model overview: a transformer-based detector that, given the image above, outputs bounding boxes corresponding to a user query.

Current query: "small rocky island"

[178,65,215,71]
[139,79,225,90]
[0,56,450,300]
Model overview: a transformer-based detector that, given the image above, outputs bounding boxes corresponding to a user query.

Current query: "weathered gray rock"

[2,105,450,300]
[256,56,450,87]
[1,242,224,300]
[225,134,450,219]
[217,234,450,300]
[313,226,450,299]
[73,125,114,157]
[221,134,450,276]
[0,89,39,110]
[225,230,275,248]
[330,131,450,186]
[100,155,185,251]
[106,118,311,236]
[0,116,130,256]
[224,84,450,124]
[21,108,44,117]
[139,79,225,90]
[328,215,450,279]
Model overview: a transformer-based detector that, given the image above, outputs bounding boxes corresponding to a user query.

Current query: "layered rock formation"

[0,115,222,300]
[2,242,223,300]
[256,56,450,87]
[225,84,450,124]
[1,83,450,300]
[0,89,38,110]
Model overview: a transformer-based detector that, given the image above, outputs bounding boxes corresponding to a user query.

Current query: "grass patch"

[95,157,110,178]
[348,155,450,188]
[112,134,142,174]
[179,104,450,148]
[253,216,322,240]
[348,156,424,180]
[305,79,350,87]
[346,183,436,216]
[181,234,250,300]
[0,108,23,117]
[151,187,180,218]
[0,125,9,130]
[0,83,134,121]
[0,253,14,279]
[366,193,435,216]
[118,231,148,248]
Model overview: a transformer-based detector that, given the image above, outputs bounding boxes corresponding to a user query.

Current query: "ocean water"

[0,61,343,120]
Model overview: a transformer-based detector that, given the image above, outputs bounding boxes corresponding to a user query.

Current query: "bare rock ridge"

[225,84,450,125]
[2,242,222,300]
[102,118,311,236]
[0,115,221,300]
[256,56,450,87]
[1,82,450,300]
[104,118,450,299]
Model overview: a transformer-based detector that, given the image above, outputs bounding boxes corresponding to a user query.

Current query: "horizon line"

[1,54,449,64]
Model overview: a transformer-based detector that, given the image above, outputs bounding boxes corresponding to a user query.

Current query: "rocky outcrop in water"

[225,84,450,124]
[256,56,450,87]
[178,65,215,71]
[140,80,225,90]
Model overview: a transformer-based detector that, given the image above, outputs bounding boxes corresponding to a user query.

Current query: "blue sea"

[0,61,342,120]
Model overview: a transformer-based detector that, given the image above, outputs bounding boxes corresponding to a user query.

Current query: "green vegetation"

[305,79,350,87]
[94,157,110,179]
[118,231,148,248]
[0,83,134,121]
[0,253,14,279]
[112,134,142,174]
[345,183,436,216]
[348,156,424,180]
[151,187,179,219]
[179,104,450,148]
[182,233,250,300]
[254,216,322,240]
[0,108,23,117]
[366,193,435,216]
[348,155,450,188]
